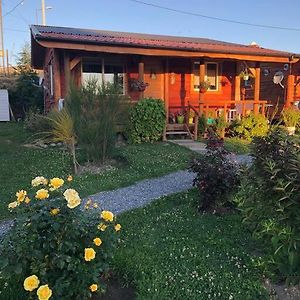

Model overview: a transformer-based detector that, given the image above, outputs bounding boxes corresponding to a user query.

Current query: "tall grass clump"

[66,80,129,163]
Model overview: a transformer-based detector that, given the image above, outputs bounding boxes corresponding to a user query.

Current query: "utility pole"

[42,0,46,25]
[0,0,5,72]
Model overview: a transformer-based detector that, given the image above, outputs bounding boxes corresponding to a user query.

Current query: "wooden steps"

[165,123,193,139]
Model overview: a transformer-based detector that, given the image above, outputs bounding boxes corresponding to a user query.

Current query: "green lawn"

[114,189,268,300]
[0,122,195,221]
[223,137,251,154]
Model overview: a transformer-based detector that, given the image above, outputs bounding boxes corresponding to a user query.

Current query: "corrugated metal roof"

[31,25,295,58]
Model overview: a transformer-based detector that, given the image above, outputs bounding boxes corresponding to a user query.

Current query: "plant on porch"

[281,107,300,135]
[199,80,210,93]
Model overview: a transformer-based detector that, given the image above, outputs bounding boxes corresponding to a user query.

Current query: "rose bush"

[0,176,121,299]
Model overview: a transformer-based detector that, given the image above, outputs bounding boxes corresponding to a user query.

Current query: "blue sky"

[3,0,300,65]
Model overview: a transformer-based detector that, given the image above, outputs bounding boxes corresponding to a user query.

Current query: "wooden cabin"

[30,25,300,139]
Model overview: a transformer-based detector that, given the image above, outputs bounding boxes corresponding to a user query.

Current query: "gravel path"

[87,170,195,214]
[0,153,251,236]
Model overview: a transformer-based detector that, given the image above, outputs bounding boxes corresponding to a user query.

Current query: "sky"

[3,0,300,65]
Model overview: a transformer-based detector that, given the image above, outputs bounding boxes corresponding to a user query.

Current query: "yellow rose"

[84,248,96,261]
[25,197,31,204]
[97,223,107,231]
[35,189,49,200]
[63,189,81,209]
[50,208,60,216]
[16,190,27,203]
[93,237,102,247]
[101,210,114,222]
[37,284,52,300]
[67,175,73,182]
[115,224,121,232]
[49,177,64,190]
[67,196,81,209]
[31,176,48,187]
[8,201,19,209]
[23,275,40,291]
[90,284,98,292]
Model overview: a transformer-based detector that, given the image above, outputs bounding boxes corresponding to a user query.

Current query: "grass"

[0,122,195,221]
[114,189,269,300]
[223,137,251,154]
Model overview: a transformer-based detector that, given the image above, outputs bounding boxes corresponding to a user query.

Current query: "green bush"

[128,98,166,143]
[190,131,240,212]
[233,114,269,140]
[66,80,128,162]
[0,175,121,299]
[234,128,300,282]
[24,109,50,133]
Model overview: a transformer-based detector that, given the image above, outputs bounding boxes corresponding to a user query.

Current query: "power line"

[3,0,24,17]
[128,0,300,32]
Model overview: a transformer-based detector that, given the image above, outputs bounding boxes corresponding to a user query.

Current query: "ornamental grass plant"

[0,175,121,300]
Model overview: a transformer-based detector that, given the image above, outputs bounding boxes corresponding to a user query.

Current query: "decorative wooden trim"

[138,61,144,99]
[70,57,81,71]
[254,63,261,106]
[235,62,241,101]
[36,40,298,63]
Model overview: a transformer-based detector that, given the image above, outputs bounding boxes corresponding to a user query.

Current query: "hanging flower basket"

[129,79,149,92]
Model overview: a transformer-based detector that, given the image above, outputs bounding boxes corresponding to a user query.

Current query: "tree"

[10,43,44,117]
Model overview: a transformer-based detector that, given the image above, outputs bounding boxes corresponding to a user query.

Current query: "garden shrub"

[197,114,207,136]
[190,130,240,212]
[66,80,128,163]
[0,175,121,299]
[234,128,300,282]
[233,114,269,140]
[128,98,166,143]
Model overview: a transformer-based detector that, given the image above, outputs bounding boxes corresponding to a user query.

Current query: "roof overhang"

[30,26,299,68]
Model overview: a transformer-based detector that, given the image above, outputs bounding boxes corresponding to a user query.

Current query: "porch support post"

[53,49,61,105]
[235,62,241,101]
[254,62,261,115]
[199,59,205,115]
[285,74,294,107]
[163,58,169,141]
[138,60,144,100]
[64,51,70,97]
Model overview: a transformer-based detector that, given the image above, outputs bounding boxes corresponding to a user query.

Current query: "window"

[193,62,219,91]
[82,59,125,94]
[206,63,218,91]
[82,62,102,85]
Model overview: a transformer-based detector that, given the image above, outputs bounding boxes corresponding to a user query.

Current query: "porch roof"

[31,25,296,58]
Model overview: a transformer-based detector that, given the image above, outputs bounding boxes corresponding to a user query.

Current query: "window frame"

[192,61,220,92]
[81,58,126,95]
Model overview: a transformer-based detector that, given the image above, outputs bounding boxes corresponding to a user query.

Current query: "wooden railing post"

[194,114,198,141]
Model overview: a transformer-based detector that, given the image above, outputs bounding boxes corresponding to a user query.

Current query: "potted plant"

[281,107,300,135]
[176,110,185,124]
[129,78,149,91]
[199,81,210,93]
[239,70,254,81]
[188,110,195,124]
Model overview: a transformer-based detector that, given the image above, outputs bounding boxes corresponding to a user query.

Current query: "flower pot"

[200,88,207,93]
[189,117,194,124]
[177,115,184,124]
[286,126,296,135]
[243,75,249,81]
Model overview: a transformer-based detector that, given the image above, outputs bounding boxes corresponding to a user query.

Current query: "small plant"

[199,80,210,92]
[190,130,240,212]
[214,114,228,138]
[239,69,255,81]
[233,113,269,140]
[198,114,207,136]
[281,107,300,127]
[128,98,166,143]
[0,175,121,299]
